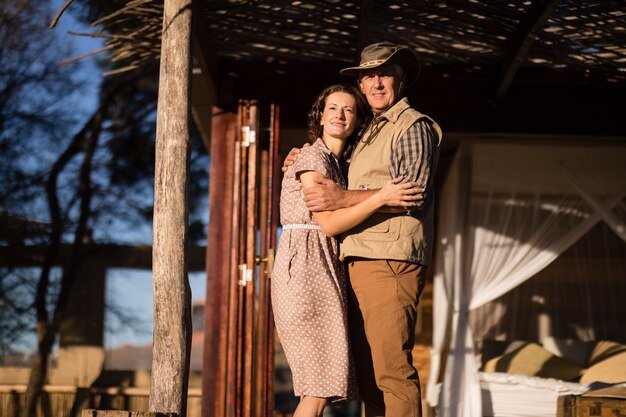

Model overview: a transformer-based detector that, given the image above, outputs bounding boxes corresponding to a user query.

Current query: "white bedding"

[479,372,589,417]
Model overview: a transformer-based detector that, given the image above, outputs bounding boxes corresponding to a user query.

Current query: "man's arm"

[303,177,374,212]
[301,173,422,237]
[281,145,396,211]
[303,176,423,212]
[281,143,310,172]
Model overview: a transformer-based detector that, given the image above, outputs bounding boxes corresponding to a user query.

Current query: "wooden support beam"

[82,411,176,417]
[356,0,374,59]
[496,0,561,98]
[191,1,219,101]
[191,1,224,153]
[0,244,206,271]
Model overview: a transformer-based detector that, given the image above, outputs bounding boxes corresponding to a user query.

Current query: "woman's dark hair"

[306,84,371,159]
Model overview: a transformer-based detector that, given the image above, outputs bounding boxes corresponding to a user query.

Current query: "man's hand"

[377,177,424,207]
[303,177,346,212]
[281,143,310,172]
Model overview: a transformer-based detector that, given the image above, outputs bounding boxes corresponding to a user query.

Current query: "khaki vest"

[340,98,442,265]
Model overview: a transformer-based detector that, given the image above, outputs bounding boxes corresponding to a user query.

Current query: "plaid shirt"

[389,119,438,213]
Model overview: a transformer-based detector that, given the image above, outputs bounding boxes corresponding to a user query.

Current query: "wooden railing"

[0,385,202,417]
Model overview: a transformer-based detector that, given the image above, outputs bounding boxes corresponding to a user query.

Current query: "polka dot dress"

[271,138,357,401]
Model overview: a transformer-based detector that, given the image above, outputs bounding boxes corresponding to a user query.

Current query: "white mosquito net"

[426,140,626,417]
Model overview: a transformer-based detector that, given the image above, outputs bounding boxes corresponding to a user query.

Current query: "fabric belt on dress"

[282,224,321,230]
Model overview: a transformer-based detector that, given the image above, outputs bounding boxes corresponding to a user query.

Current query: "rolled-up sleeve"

[389,119,437,212]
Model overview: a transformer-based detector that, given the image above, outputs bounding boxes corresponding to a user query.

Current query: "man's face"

[358,64,404,114]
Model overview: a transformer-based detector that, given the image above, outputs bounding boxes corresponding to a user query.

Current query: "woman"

[271,84,421,417]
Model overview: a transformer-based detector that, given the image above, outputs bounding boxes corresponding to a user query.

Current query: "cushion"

[483,342,584,381]
[580,350,626,384]
[587,340,626,366]
[480,339,528,368]
[541,336,594,367]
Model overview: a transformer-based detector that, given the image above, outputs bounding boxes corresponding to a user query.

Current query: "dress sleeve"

[389,119,438,211]
[292,143,331,180]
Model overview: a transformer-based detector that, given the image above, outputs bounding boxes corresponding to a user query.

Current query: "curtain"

[471,220,626,345]
[426,141,626,417]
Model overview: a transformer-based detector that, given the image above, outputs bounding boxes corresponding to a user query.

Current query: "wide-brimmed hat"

[340,42,420,86]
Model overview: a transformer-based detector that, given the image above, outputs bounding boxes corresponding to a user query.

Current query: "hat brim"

[340,48,420,86]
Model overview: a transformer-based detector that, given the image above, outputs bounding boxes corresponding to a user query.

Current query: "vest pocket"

[351,214,400,241]
[348,179,400,241]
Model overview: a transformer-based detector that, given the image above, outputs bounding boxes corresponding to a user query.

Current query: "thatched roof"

[64,1,625,83]
[56,0,626,136]
[205,0,625,85]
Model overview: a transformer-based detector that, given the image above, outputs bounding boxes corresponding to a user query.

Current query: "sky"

[49,0,102,114]
[106,270,207,348]
[50,0,208,350]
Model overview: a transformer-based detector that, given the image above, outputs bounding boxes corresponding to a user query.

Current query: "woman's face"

[320,91,357,141]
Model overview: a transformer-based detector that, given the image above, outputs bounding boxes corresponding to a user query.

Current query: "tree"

[0,0,86,370]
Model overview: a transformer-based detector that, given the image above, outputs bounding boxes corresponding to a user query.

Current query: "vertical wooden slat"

[266,104,281,416]
[235,102,250,417]
[203,100,280,417]
[236,103,247,417]
[253,113,269,417]
[225,102,244,417]
[243,102,259,417]
[202,107,237,417]
[255,103,281,417]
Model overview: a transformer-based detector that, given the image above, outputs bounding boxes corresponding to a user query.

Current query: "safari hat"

[340,42,420,86]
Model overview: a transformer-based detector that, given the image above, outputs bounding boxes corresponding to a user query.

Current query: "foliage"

[0,0,208,361]
[0,1,86,222]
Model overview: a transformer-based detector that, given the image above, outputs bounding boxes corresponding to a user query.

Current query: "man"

[284,42,442,417]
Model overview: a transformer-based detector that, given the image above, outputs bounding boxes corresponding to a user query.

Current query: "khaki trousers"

[347,258,426,417]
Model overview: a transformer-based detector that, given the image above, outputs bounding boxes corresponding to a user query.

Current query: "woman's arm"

[300,171,418,237]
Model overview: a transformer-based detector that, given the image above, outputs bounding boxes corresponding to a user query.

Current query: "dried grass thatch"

[53,1,626,87]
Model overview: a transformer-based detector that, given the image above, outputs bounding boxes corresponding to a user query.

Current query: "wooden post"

[150,0,194,416]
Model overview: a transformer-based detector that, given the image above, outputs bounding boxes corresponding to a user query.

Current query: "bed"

[425,141,626,417]
[478,338,626,417]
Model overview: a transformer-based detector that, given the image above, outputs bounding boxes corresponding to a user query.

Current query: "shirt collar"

[314,138,333,156]
[374,97,411,124]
